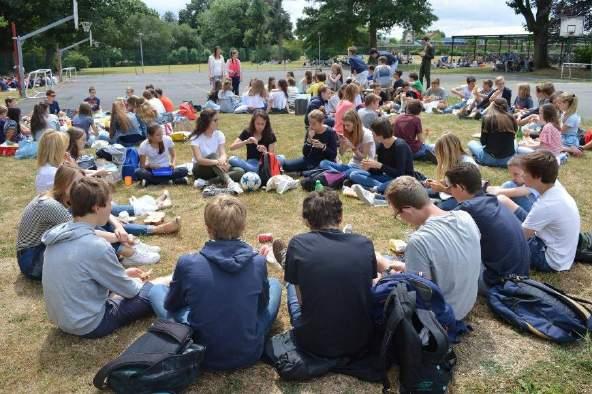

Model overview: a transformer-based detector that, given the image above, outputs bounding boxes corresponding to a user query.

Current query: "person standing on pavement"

[208,46,226,90]
[419,36,435,89]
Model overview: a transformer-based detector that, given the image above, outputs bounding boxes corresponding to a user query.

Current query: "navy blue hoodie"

[165,240,269,370]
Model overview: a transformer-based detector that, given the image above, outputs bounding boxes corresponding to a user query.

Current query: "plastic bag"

[130,195,158,216]
[15,138,37,160]
[266,175,299,195]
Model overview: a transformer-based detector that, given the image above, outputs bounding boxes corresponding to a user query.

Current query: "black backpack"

[576,232,592,263]
[93,320,206,394]
[380,282,456,393]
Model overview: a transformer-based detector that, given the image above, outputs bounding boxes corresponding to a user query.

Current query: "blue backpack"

[372,273,470,343]
[121,147,140,180]
[488,276,592,344]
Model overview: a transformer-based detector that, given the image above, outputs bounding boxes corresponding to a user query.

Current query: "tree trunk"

[533,28,549,69]
[368,20,377,49]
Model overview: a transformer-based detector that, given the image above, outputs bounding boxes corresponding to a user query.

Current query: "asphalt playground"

[16,68,592,119]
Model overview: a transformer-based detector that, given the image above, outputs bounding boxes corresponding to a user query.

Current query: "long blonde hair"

[559,92,578,120]
[37,130,69,168]
[136,102,157,125]
[249,79,267,98]
[435,133,467,180]
[342,110,364,146]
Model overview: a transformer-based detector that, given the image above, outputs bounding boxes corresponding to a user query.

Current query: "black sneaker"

[272,239,287,269]
[425,149,438,164]
[343,179,353,188]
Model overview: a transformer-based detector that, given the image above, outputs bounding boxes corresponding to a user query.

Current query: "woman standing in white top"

[190,109,244,191]
[208,46,225,89]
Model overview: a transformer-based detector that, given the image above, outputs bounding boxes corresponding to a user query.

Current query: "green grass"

[0,113,591,392]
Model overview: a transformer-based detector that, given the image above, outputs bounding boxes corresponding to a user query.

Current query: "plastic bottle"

[516,126,523,142]
[314,180,324,192]
[343,224,353,234]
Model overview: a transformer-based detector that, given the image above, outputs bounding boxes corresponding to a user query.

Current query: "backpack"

[121,147,140,180]
[372,273,469,344]
[93,320,206,394]
[96,144,126,165]
[576,232,592,263]
[300,169,347,192]
[258,152,282,185]
[379,280,457,394]
[178,101,197,121]
[487,276,592,343]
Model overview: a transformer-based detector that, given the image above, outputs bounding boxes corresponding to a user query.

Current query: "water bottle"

[516,126,523,142]
[314,180,324,192]
[343,224,353,234]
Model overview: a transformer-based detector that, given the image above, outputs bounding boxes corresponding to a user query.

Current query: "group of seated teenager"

[27,146,582,374]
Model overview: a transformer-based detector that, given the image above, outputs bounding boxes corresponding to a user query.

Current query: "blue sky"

[143,0,527,37]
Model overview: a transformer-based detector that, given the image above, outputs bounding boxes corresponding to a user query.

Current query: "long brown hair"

[343,84,358,102]
[49,164,84,206]
[190,108,218,139]
[342,110,364,146]
[147,123,165,154]
[66,127,85,160]
[482,98,516,134]
[109,100,132,137]
[541,103,560,129]
[278,79,288,98]
[31,102,49,132]
[247,110,273,141]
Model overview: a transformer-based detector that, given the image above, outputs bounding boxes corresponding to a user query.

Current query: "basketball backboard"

[560,16,585,37]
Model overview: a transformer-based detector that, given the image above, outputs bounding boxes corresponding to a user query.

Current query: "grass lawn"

[0,112,591,393]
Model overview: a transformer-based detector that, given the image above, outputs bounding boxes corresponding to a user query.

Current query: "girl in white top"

[208,46,225,89]
[35,130,73,194]
[319,109,375,174]
[144,90,166,116]
[269,79,289,113]
[241,79,268,112]
[190,109,244,191]
[136,123,188,186]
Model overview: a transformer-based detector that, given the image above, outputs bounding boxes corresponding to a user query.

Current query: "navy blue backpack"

[372,273,470,343]
[488,276,592,343]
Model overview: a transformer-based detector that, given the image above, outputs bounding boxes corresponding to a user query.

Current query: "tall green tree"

[162,11,178,24]
[178,0,212,28]
[197,0,250,51]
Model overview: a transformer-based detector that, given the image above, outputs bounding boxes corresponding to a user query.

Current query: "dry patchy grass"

[0,112,591,393]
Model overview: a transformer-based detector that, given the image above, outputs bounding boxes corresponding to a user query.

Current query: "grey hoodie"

[41,221,142,336]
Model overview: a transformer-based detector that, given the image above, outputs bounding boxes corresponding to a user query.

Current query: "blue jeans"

[102,221,153,240]
[562,133,579,147]
[349,170,393,194]
[111,204,134,217]
[282,157,317,173]
[228,156,286,173]
[501,181,537,212]
[173,278,282,337]
[287,283,302,327]
[468,140,513,167]
[443,100,467,114]
[82,283,168,338]
[413,143,436,161]
[513,207,555,272]
[16,243,46,280]
[319,160,358,177]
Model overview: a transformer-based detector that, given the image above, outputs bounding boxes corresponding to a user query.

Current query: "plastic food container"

[0,145,18,156]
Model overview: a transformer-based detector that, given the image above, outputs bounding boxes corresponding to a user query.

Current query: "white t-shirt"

[208,55,225,77]
[523,182,580,271]
[349,127,376,166]
[270,90,287,110]
[405,210,481,319]
[242,94,266,109]
[190,130,226,162]
[36,164,58,194]
[138,136,174,168]
[148,98,166,116]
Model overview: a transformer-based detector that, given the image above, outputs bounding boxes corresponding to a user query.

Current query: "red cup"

[258,233,273,243]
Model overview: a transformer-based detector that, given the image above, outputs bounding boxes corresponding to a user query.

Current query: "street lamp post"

[317,32,321,67]
[139,33,144,73]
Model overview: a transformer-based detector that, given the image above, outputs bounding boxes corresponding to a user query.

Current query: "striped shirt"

[16,195,72,251]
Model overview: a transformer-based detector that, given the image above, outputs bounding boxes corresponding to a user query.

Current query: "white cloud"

[141,0,527,38]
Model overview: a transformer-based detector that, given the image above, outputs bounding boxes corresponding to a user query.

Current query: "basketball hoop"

[81,21,92,33]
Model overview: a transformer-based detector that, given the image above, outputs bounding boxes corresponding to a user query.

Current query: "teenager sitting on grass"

[497,150,580,273]
[143,89,166,117]
[556,93,582,156]
[165,195,280,370]
[238,79,268,113]
[304,86,334,127]
[517,82,555,126]
[433,76,476,114]
[31,102,59,141]
[513,83,534,112]
[269,79,290,114]
[327,63,343,92]
[423,78,447,102]
[45,89,60,115]
[517,104,565,163]
[155,88,174,113]
[306,72,326,97]
[35,130,73,194]
[299,70,313,94]
[408,72,424,94]
[229,110,284,173]
[377,176,481,320]
[273,191,377,359]
[42,177,170,338]
[83,86,101,112]
[190,109,244,193]
[319,109,375,176]
[109,97,146,146]
[72,102,99,144]
[486,156,540,213]
[218,80,239,113]
[373,56,393,88]
[357,93,381,128]
[445,163,530,293]
[135,123,189,186]
[393,99,435,162]
[334,83,358,135]
[282,110,337,173]
[467,98,517,167]
[349,117,414,202]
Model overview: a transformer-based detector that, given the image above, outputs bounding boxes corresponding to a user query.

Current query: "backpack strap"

[93,353,171,390]
[415,309,450,363]
[149,319,193,344]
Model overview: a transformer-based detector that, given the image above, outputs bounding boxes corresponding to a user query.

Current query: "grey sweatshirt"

[41,221,142,336]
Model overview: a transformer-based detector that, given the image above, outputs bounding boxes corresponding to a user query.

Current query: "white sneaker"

[352,184,376,205]
[194,178,209,189]
[135,241,161,254]
[228,181,244,195]
[121,249,160,266]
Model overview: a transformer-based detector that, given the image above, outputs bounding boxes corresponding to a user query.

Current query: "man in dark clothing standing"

[419,36,435,88]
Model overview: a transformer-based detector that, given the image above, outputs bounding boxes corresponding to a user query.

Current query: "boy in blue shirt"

[348,46,369,87]
[165,195,281,370]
